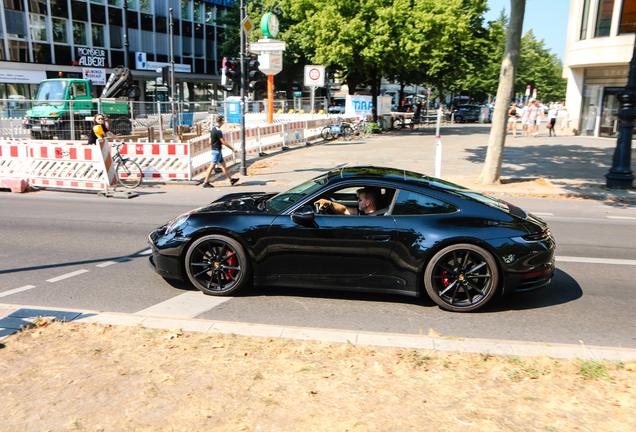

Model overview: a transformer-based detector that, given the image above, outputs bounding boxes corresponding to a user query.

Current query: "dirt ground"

[1,321,635,432]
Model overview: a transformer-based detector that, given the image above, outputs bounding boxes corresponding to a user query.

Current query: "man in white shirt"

[547,105,557,137]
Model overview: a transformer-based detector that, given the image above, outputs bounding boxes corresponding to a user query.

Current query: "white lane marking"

[0,285,36,298]
[135,291,232,319]
[46,269,89,283]
[607,216,636,220]
[96,257,131,268]
[531,212,554,216]
[138,249,152,256]
[557,256,636,266]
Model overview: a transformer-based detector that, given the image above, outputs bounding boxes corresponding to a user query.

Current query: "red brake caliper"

[225,252,237,279]
[441,270,450,287]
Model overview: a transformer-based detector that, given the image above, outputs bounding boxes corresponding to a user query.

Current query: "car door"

[264,186,398,286]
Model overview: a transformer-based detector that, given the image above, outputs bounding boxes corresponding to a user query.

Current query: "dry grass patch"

[1,321,635,431]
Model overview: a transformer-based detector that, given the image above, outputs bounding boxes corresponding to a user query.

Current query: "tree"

[515,30,567,102]
[478,0,525,185]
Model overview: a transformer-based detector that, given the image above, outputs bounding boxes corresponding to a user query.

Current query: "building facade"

[564,0,635,136]
[0,0,229,105]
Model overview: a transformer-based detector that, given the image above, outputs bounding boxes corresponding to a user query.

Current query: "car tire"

[423,243,499,312]
[455,116,463,123]
[185,235,250,296]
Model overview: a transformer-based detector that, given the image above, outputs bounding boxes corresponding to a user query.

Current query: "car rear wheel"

[455,115,463,123]
[424,244,499,312]
[185,235,250,296]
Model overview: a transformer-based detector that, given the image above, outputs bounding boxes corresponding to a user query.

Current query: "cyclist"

[88,114,119,145]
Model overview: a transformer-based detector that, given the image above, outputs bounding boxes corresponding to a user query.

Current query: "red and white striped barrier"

[285,121,307,147]
[0,141,30,192]
[26,140,115,191]
[118,141,190,180]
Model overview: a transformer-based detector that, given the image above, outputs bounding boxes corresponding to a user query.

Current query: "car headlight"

[165,214,190,235]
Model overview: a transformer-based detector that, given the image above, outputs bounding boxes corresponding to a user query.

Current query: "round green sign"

[261,13,279,39]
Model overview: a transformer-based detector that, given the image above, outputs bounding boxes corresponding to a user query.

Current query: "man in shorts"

[202,115,239,187]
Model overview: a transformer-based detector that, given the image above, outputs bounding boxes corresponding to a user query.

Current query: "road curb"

[1,303,635,361]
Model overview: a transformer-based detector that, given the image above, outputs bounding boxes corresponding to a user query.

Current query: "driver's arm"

[316,198,351,215]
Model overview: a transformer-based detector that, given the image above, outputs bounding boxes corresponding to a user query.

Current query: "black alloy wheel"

[185,235,249,296]
[424,244,499,312]
[455,115,463,123]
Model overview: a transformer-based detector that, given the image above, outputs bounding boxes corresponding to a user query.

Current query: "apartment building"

[564,0,636,136]
[0,0,229,104]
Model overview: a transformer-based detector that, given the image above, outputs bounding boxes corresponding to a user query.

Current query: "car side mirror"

[291,205,315,224]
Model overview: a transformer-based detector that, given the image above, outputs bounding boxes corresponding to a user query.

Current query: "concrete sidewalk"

[204,124,635,201]
[2,303,636,361]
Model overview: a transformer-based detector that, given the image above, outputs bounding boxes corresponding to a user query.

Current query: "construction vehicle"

[23,66,140,140]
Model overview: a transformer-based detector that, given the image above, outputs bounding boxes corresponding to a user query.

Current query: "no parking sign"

[304,65,325,87]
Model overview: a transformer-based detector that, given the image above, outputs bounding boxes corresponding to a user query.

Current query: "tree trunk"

[478,0,526,185]
[437,79,445,110]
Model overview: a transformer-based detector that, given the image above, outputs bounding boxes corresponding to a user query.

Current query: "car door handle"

[364,235,391,242]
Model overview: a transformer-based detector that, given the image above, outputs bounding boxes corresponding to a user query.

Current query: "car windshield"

[35,81,67,104]
[266,174,329,213]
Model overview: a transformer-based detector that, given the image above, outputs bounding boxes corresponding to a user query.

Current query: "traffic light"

[161,66,170,86]
[248,58,266,91]
[225,59,240,94]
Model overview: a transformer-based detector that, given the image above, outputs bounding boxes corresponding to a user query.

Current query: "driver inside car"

[316,187,385,216]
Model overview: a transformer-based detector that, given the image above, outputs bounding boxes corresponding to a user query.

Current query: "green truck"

[23,66,139,140]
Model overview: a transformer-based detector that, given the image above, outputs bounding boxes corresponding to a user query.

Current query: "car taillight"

[522,229,550,242]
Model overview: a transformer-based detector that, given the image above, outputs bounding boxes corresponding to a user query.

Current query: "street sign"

[258,52,283,75]
[294,92,302,97]
[241,16,255,36]
[304,65,325,87]
[249,40,286,53]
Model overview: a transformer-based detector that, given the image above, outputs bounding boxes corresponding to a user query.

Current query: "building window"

[91,0,103,4]
[91,4,107,24]
[111,50,124,66]
[4,0,25,11]
[194,1,203,22]
[156,16,167,33]
[108,8,123,26]
[30,14,48,41]
[181,0,190,21]
[51,0,69,18]
[5,10,27,39]
[28,0,47,14]
[127,0,135,10]
[127,10,139,29]
[620,0,636,34]
[92,24,105,46]
[109,25,122,47]
[32,43,51,64]
[205,4,214,23]
[55,45,72,65]
[139,0,150,12]
[71,1,89,21]
[108,0,119,5]
[141,13,153,31]
[580,0,591,39]
[8,40,28,62]
[53,18,68,43]
[73,21,87,45]
[595,0,615,37]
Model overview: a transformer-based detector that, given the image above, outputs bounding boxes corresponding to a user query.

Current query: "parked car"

[452,105,491,123]
[148,166,556,312]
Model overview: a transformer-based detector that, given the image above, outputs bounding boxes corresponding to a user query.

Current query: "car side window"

[392,190,457,215]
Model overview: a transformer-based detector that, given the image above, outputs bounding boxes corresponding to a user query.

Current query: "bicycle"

[111,140,143,188]
[351,119,373,138]
[321,118,354,141]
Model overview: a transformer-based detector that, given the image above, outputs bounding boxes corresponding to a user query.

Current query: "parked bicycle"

[321,118,354,141]
[351,119,373,139]
[111,140,142,188]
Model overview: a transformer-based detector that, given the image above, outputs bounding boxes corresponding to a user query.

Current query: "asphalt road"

[1,186,636,349]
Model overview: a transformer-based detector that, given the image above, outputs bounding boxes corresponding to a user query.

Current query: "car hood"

[198,192,276,214]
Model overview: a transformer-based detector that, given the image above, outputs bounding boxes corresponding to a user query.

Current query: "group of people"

[506,100,570,138]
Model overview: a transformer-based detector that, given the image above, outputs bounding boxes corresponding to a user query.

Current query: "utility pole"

[169,8,177,143]
[123,2,129,67]
[239,0,247,176]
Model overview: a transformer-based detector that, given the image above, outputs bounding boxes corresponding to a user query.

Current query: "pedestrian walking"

[202,115,239,188]
[506,102,518,138]
[534,102,545,137]
[521,103,530,136]
[528,100,539,136]
[547,105,557,137]
[560,108,570,136]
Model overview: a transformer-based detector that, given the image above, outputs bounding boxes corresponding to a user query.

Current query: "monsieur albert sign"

[73,48,108,67]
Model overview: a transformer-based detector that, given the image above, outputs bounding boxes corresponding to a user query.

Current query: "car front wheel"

[424,243,499,312]
[185,235,250,296]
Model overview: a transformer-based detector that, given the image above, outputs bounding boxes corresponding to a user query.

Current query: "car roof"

[326,166,430,186]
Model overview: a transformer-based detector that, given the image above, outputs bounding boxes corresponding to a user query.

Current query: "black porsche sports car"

[148,166,555,312]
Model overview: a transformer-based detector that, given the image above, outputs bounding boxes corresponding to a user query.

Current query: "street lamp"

[605,40,636,189]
